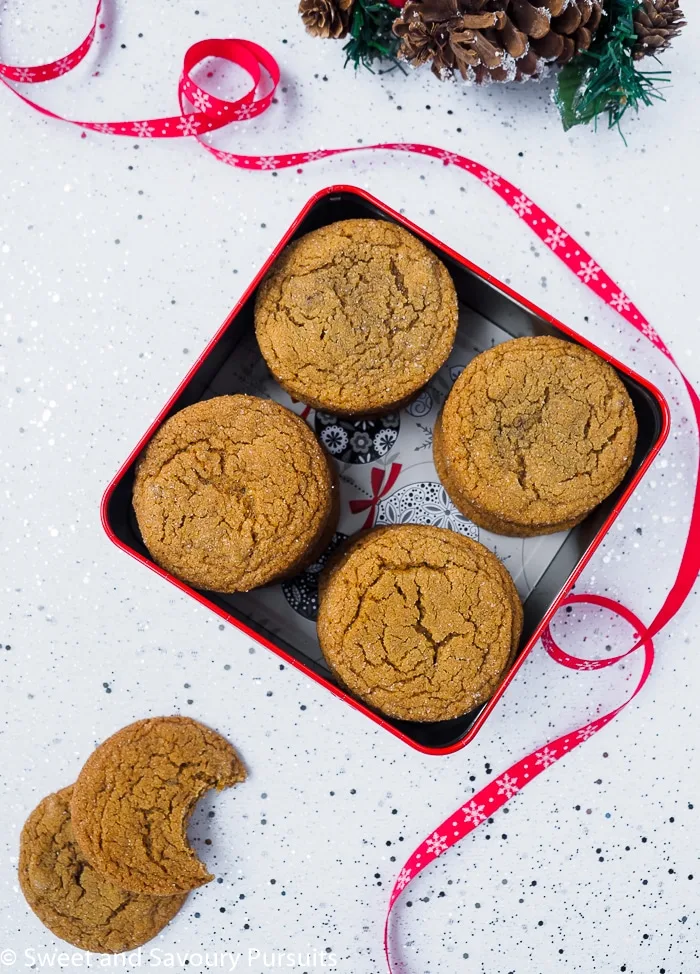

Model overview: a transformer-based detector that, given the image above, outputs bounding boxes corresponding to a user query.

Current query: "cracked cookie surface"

[19,786,186,952]
[132,395,337,592]
[434,336,638,536]
[254,219,458,415]
[71,717,246,896]
[317,525,522,722]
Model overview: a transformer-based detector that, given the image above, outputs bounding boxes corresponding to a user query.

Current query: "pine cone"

[393,0,604,83]
[300,0,355,39]
[632,0,686,60]
[392,0,457,75]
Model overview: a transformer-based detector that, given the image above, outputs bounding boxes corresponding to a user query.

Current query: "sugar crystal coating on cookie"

[71,716,245,896]
[434,336,638,536]
[19,786,187,952]
[254,219,458,415]
[317,525,522,723]
[132,395,337,592]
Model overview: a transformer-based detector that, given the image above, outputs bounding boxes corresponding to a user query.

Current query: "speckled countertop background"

[1,1,699,972]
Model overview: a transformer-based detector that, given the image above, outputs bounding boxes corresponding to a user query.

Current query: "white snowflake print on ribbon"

[192,90,212,112]
[425,831,449,857]
[610,290,631,312]
[257,156,280,170]
[480,170,501,189]
[234,103,255,120]
[534,746,557,768]
[438,151,459,165]
[577,258,601,283]
[496,772,520,798]
[54,56,75,74]
[462,800,486,826]
[544,225,568,250]
[641,321,660,344]
[578,660,599,671]
[14,67,36,82]
[303,150,328,162]
[395,867,413,891]
[91,122,116,134]
[132,121,155,138]
[576,724,597,742]
[177,115,200,136]
[512,194,533,217]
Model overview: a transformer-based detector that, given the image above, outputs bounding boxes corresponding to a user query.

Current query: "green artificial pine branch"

[555,0,671,138]
[343,0,402,71]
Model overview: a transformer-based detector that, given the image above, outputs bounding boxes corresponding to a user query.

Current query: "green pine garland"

[555,0,671,137]
[343,0,402,71]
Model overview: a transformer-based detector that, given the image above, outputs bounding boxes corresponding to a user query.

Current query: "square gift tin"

[102,185,670,755]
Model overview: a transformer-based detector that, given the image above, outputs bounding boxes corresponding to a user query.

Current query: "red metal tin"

[101,185,670,755]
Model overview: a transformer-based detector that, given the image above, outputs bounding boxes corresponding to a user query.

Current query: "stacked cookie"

[317,524,523,723]
[19,717,245,952]
[254,218,459,416]
[433,336,638,536]
[133,396,338,593]
[130,219,638,727]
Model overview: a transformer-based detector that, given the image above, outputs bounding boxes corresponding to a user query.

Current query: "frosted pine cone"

[393,0,604,83]
[299,0,355,39]
[632,0,686,60]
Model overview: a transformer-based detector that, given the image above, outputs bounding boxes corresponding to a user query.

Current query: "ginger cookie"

[254,218,458,415]
[317,525,522,723]
[434,336,638,537]
[19,786,186,952]
[132,395,338,592]
[71,716,246,896]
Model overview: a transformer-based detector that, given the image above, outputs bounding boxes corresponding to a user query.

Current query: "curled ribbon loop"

[0,0,101,84]
[384,594,656,970]
[0,13,280,138]
[1,9,698,973]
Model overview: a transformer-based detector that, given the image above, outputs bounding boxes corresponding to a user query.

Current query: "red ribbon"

[384,593,656,968]
[3,12,699,972]
[349,463,403,529]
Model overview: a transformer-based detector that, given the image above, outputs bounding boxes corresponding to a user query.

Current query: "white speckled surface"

[1,1,699,971]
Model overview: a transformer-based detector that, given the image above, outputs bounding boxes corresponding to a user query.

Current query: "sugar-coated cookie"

[19,786,186,952]
[434,336,638,536]
[71,716,245,895]
[133,395,338,592]
[317,525,522,722]
[254,218,458,415]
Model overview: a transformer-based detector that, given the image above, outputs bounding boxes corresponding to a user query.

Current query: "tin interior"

[105,189,666,752]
